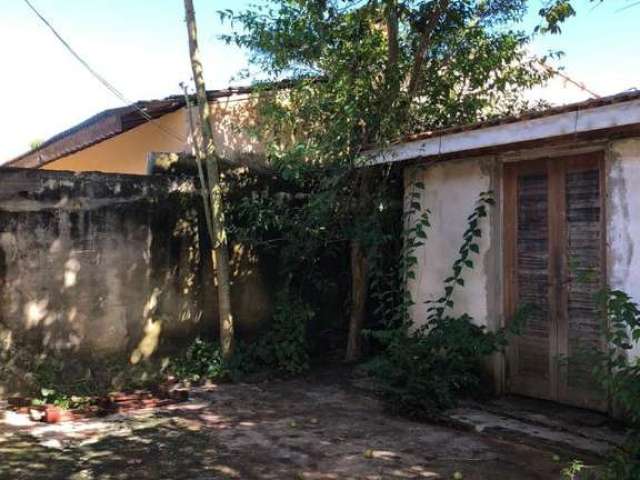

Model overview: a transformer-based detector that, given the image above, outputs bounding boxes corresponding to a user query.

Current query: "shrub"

[594,289,640,478]
[171,290,313,381]
[170,338,229,382]
[366,314,509,415]
[257,290,313,374]
[562,289,640,479]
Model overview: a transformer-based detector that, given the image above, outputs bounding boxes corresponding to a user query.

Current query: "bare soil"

[0,373,575,479]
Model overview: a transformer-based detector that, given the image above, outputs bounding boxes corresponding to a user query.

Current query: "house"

[5,86,265,174]
[369,90,640,413]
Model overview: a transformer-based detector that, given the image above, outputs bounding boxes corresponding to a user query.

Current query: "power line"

[536,61,601,99]
[23,0,186,143]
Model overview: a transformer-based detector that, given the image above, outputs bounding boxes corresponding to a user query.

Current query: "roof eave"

[367,97,640,165]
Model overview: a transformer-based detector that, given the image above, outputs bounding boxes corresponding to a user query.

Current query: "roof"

[368,90,640,164]
[5,85,265,169]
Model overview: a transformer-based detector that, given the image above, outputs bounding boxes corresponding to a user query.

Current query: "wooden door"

[504,152,607,411]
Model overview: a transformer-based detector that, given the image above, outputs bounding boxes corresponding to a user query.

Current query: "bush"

[562,289,640,479]
[170,338,230,382]
[365,313,510,415]
[252,290,313,375]
[171,290,313,382]
[594,289,640,478]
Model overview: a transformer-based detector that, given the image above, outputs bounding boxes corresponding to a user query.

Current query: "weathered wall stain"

[0,167,271,395]
[606,143,634,286]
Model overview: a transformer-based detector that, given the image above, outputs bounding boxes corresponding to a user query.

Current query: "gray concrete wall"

[0,168,271,396]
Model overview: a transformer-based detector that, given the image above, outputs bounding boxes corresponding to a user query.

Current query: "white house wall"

[607,138,640,361]
[405,158,497,330]
[405,138,640,364]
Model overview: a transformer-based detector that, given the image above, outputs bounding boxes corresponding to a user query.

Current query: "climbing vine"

[365,189,525,416]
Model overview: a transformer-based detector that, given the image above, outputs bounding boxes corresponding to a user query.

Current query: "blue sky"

[0,0,638,161]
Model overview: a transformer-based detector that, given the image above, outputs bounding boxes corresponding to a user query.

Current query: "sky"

[0,0,638,162]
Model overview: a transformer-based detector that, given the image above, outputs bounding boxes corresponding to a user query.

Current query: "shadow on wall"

[0,168,273,396]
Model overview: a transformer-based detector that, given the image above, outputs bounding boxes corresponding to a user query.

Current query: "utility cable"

[23,0,186,143]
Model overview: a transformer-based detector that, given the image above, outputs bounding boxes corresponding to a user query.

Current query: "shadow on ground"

[0,374,575,479]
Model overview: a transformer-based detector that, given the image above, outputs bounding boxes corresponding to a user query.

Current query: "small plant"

[31,388,90,410]
[564,289,640,479]
[170,338,229,382]
[562,459,586,480]
[593,289,640,478]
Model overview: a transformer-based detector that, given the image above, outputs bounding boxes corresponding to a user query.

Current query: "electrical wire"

[536,61,601,99]
[23,0,186,143]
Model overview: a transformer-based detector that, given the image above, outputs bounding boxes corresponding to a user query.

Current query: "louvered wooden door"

[504,153,607,412]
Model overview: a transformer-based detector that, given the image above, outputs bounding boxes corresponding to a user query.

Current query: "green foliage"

[27,355,164,407]
[364,191,523,416]
[561,459,588,480]
[368,313,510,414]
[563,289,640,479]
[28,138,44,150]
[218,0,561,363]
[252,290,314,375]
[171,290,313,381]
[31,388,90,410]
[170,338,230,383]
[592,289,640,478]
[536,0,607,35]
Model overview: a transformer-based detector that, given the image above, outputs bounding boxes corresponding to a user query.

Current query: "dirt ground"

[0,373,573,480]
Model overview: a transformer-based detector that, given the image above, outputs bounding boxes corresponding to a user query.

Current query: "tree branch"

[385,0,399,75]
[407,0,450,98]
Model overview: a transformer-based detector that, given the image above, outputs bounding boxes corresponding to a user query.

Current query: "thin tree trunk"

[184,0,234,359]
[346,170,372,362]
[346,239,369,362]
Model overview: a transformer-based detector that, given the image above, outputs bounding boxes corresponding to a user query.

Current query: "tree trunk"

[346,239,369,362]
[184,0,234,360]
[345,169,373,363]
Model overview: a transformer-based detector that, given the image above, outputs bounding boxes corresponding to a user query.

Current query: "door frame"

[501,150,608,411]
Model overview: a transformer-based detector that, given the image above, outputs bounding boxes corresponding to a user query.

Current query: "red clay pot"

[43,405,61,424]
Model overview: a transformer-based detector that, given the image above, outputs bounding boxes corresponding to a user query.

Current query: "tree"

[220,0,558,361]
[29,138,43,150]
[184,0,235,360]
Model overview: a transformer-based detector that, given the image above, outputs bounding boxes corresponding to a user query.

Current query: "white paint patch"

[405,159,492,329]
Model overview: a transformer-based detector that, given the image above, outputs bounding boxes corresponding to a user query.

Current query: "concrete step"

[444,396,627,459]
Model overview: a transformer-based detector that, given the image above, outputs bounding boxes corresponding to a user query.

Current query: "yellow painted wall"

[42,96,263,175]
[43,110,188,175]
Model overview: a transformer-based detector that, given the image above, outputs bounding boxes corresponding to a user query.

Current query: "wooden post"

[184,0,234,359]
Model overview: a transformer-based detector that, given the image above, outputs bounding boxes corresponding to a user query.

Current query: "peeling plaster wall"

[405,158,497,330]
[607,138,640,362]
[0,168,271,395]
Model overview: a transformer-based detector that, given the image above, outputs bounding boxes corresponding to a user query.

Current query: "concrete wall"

[607,138,640,361]
[405,158,499,330]
[43,96,263,175]
[0,168,271,395]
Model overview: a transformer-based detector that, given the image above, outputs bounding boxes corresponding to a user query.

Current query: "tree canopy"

[221,0,562,167]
